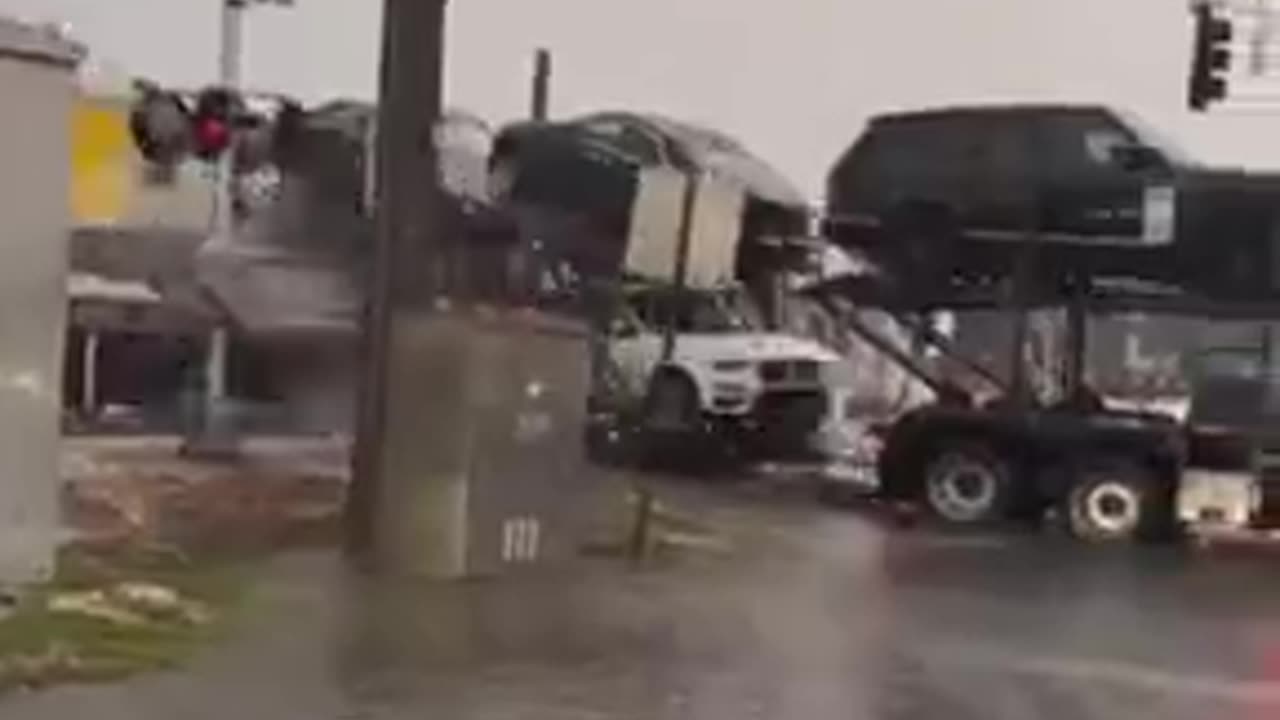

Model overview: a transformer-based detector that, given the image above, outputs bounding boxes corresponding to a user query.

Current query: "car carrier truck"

[810,102,1280,542]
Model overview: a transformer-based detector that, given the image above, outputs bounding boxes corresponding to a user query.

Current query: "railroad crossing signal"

[191,86,244,162]
[1189,2,1234,111]
[128,83,192,165]
[128,81,306,169]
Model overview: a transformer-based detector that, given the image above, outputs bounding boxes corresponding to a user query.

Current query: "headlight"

[713,360,752,373]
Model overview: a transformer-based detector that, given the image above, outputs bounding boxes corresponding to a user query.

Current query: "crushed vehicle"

[488,111,811,310]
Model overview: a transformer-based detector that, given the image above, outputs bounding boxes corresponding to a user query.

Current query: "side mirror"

[1109,143,1162,173]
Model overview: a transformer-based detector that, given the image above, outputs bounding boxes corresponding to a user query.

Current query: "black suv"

[825,103,1280,303]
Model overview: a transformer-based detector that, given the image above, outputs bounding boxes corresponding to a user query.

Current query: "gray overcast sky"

[5,0,1280,195]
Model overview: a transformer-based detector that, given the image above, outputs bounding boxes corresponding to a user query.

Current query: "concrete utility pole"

[347,0,451,569]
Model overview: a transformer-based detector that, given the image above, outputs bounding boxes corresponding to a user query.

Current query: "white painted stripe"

[501,518,516,562]
[526,517,541,561]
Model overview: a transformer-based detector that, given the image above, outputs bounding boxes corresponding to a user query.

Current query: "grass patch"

[0,544,253,693]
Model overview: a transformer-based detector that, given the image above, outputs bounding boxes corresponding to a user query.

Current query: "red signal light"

[191,86,243,161]
[194,119,232,162]
[195,118,232,158]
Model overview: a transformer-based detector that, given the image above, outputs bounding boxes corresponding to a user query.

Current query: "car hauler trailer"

[810,101,1280,542]
[805,242,1280,542]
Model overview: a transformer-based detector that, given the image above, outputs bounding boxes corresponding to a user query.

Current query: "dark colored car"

[825,103,1280,304]
[488,111,810,282]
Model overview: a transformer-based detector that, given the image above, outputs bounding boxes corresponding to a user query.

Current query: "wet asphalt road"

[11,479,1280,719]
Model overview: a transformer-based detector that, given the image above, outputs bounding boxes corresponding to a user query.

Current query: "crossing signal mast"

[1189,1,1235,111]
[128,82,192,165]
[127,83,304,168]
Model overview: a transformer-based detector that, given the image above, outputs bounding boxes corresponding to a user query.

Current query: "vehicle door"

[607,291,665,398]
[1032,110,1175,246]
[962,115,1035,239]
[877,118,972,223]
[549,116,665,218]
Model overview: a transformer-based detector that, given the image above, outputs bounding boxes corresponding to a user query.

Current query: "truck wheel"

[922,445,1011,525]
[640,371,717,473]
[1067,461,1168,542]
[643,371,700,433]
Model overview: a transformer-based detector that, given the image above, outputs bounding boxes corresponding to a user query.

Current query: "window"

[581,118,662,164]
[873,117,979,181]
[1083,130,1127,166]
[973,121,1030,177]
[621,289,756,335]
[1038,112,1137,175]
[624,292,658,329]
[875,123,933,178]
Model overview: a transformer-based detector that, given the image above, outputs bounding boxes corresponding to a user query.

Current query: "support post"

[80,330,99,418]
[211,0,243,389]
[660,171,699,362]
[346,0,451,571]
[185,0,245,456]
[530,48,551,122]
[207,326,228,400]
[1006,271,1031,406]
[1063,278,1088,400]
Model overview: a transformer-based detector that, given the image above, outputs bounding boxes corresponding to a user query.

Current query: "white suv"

[606,284,840,457]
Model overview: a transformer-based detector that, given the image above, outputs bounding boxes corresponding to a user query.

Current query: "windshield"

[670,289,762,333]
[627,287,764,334]
[1113,108,1198,168]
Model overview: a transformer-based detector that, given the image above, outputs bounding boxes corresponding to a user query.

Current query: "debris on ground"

[0,536,250,694]
[61,436,348,554]
[47,591,147,627]
[0,438,334,694]
[581,486,732,561]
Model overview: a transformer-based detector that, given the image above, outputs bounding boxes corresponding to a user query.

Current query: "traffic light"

[191,86,245,161]
[128,82,192,165]
[1189,2,1233,111]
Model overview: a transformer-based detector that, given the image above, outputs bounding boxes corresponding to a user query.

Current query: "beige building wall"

[70,85,213,232]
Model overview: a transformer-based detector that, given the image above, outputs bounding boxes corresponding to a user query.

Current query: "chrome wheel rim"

[1084,481,1140,536]
[926,457,999,523]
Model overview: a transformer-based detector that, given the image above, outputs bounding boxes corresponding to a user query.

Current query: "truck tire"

[921,444,1011,526]
[640,370,718,473]
[1066,460,1170,542]
[643,370,700,433]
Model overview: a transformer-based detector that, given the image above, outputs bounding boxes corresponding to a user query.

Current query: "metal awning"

[67,272,161,305]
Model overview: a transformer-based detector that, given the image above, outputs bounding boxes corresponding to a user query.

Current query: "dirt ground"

[60,436,349,555]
